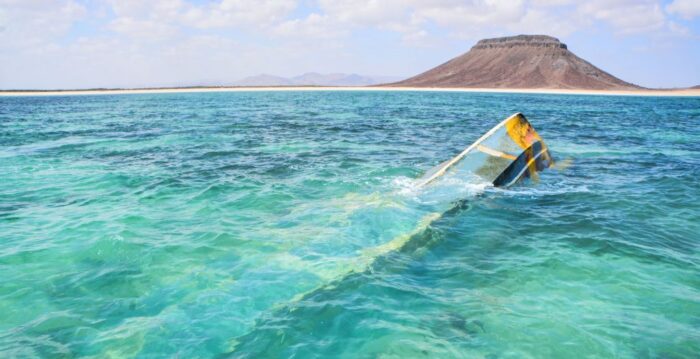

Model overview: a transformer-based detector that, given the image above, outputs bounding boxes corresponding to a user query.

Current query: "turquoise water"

[1,91,698,358]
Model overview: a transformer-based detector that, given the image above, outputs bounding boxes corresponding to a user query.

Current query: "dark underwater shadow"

[218,198,476,358]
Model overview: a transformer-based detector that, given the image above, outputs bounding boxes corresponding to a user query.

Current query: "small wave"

[417,178,491,206]
[391,176,421,196]
[392,174,491,204]
[0,136,108,158]
[490,182,591,197]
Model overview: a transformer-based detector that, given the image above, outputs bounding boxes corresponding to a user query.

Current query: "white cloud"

[96,0,300,49]
[312,0,573,44]
[0,0,86,49]
[578,0,666,34]
[667,0,700,19]
[312,0,691,40]
[1,0,698,89]
[103,0,297,31]
[109,17,177,41]
[382,15,432,46]
[667,21,690,36]
[272,13,347,39]
[317,0,409,25]
[416,0,527,28]
[406,1,581,40]
[512,8,579,36]
[313,0,421,42]
[2,0,676,50]
[531,0,575,6]
[182,0,296,28]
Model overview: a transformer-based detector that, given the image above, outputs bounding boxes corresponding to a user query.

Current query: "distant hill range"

[234,73,401,87]
[385,35,642,90]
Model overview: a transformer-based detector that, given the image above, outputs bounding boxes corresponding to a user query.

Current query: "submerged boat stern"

[419,113,554,188]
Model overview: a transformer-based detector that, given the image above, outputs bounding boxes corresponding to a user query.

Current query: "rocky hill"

[386,35,641,90]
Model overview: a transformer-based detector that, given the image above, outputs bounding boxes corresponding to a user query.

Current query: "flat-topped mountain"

[387,35,641,90]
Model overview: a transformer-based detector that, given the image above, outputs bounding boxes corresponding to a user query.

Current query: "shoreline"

[1,86,699,97]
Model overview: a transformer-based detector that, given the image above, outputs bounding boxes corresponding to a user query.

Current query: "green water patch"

[1,91,698,357]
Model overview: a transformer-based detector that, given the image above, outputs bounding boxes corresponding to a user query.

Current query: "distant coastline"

[2,86,700,97]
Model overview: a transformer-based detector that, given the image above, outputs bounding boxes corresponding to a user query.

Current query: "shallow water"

[1,91,698,358]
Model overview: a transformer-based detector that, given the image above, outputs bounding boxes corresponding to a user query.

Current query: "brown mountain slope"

[387,35,642,90]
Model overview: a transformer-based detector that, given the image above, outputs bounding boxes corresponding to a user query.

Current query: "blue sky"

[1,0,699,89]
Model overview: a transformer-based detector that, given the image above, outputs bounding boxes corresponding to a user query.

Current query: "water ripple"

[1,91,698,358]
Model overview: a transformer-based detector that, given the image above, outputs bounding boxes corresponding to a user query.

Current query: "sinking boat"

[418,112,554,188]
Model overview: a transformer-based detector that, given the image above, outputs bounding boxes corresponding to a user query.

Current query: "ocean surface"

[1,91,698,358]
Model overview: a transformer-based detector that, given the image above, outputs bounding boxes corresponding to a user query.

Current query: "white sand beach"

[1,86,699,97]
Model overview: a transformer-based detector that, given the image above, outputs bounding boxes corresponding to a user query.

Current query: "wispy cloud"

[0,0,698,88]
[666,0,700,20]
[0,0,86,48]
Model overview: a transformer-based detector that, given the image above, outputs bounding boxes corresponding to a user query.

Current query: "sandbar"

[1,86,699,97]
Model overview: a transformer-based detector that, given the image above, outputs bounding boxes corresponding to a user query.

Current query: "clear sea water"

[1,91,698,358]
